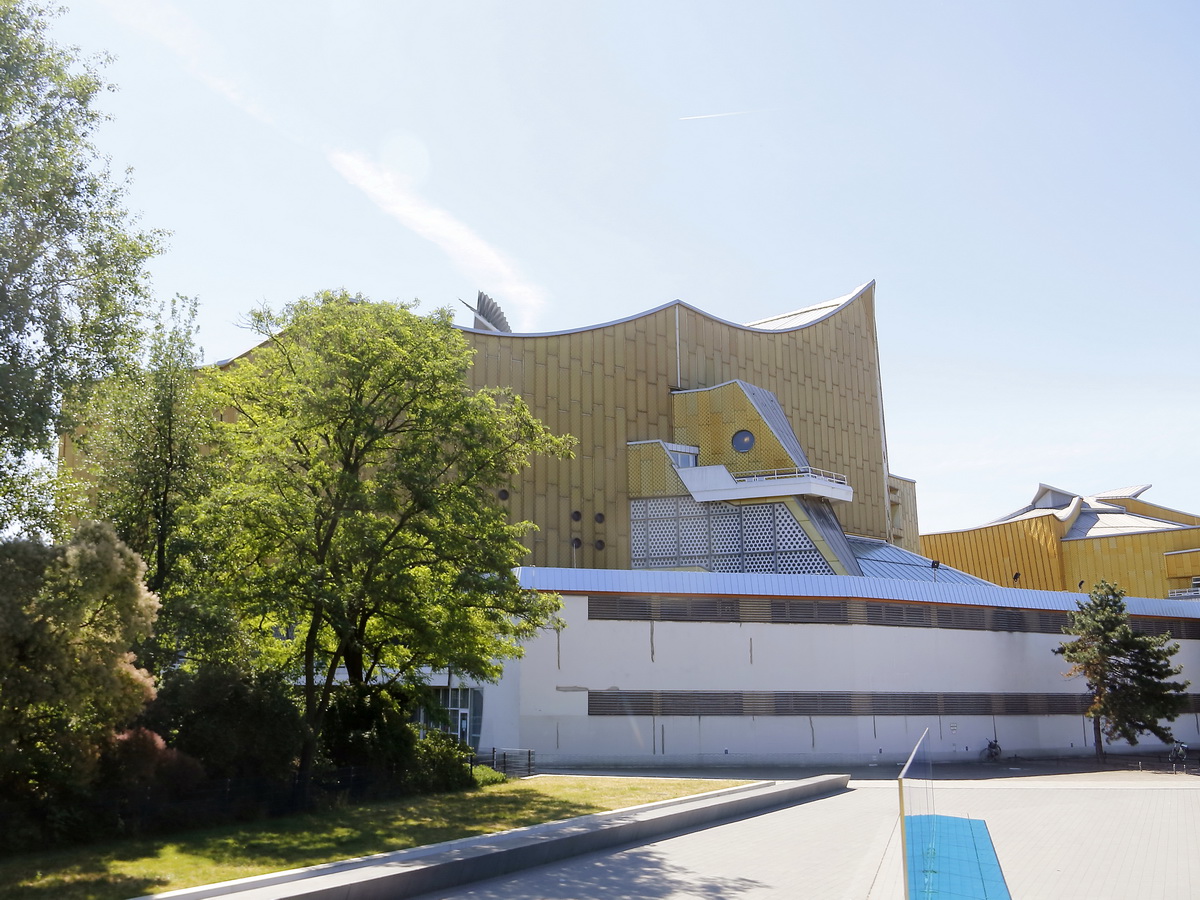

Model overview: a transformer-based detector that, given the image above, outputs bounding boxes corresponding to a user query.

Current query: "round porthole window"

[732,430,755,453]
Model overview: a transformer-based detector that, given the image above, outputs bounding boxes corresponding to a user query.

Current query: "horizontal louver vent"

[587,690,1102,717]
[587,596,1197,639]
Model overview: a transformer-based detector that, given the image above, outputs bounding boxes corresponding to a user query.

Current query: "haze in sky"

[49,0,1199,535]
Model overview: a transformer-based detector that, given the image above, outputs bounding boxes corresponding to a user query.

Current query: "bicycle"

[979,738,1001,763]
[1168,740,1188,764]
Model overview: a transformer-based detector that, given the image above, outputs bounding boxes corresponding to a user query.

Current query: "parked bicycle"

[979,738,1002,763]
[1169,740,1188,764]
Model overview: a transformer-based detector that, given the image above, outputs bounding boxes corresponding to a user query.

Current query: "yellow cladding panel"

[1115,498,1200,527]
[887,475,921,554]
[626,442,688,498]
[920,516,1066,590]
[673,289,889,540]
[461,287,893,567]
[1165,548,1200,579]
[671,383,796,473]
[1063,528,1200,599]
[924,512,1200,600]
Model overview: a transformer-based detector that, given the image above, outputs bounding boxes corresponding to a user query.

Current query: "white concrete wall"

[478,593,1200,764]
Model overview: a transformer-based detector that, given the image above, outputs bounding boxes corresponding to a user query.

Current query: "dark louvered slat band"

[586,595,1198,639]
[585,689,1118,717]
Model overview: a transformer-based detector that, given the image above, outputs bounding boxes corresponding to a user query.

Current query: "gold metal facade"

[671,383,798,473]
[460,285,896,568]
[921,518,1067,591]
[888,475,920,554]
[921,498,1200,599]
[625,442,688,499]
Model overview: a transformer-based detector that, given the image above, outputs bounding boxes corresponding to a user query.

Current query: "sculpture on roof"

[462,291,512,333]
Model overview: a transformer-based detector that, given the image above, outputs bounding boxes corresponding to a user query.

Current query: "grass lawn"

[0,775,746,900]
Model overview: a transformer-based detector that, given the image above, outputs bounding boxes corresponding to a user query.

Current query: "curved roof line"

[456,281,875,339]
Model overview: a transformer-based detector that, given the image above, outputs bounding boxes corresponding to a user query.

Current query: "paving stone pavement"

[416,768,1200,899]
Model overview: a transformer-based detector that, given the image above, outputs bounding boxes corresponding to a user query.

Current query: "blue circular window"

[732,430,755,452]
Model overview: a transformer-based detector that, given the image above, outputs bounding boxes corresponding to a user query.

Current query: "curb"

[141,774,849,899]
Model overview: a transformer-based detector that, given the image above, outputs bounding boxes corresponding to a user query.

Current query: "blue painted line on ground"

[905,814,1011,899]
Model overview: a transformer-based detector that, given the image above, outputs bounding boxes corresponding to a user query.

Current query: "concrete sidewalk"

[418,767,1200,899]
[145,763,1200,899]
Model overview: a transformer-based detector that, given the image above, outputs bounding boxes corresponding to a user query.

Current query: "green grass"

[0,776,746,900]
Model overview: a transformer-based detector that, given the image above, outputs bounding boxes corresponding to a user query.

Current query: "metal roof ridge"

[512,566,1196,615]
[456,283,874,339]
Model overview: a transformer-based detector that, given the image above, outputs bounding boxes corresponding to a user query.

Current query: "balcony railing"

[731,466,849,486]
[1168,588,1200,599]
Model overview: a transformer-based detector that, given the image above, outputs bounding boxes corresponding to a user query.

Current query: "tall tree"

[0,0,160,532]
[1056,581,1189,761]
[207,292,574,783]
[68,297,225,674]
[72,297,212,593]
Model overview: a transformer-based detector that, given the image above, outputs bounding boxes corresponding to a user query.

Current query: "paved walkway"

[414,767,1200,899]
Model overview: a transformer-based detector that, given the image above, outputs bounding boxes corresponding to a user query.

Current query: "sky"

[48,0,1200,534]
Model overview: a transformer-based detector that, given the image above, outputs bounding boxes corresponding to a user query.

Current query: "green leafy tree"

[68,297,229,674]
[0,0,160,532]
[206,292,574,785]
[1056,580,1189,761]
[72,297,212,593]
[0,521,158,806]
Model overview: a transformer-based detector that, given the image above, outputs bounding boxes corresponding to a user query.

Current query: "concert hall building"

[440,284,1200,765]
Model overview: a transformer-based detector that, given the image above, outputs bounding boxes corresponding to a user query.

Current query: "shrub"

[471,764,507,787]
[143,666,304,783]
[321,684,416,775]
[99,727,205,798]
[407,730,474,793]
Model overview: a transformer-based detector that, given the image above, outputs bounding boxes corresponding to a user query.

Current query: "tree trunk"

[295,726,318,810]
[1093,715,1104,763]
[344,643,364,684]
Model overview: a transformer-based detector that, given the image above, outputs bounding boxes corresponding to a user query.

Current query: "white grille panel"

[647,498,677,519]
[711,512,742,553]
[647,520,678,558]
[630,521,648,557]
[776,507,816,551]
[743,506,774,552]
[679,517,708,555]
[628,498,837,576]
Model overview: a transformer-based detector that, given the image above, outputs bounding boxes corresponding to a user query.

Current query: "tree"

[0,521,158,805]
[206,292,574,785]
[68,297,226,675]
[1055,580,1189,761]
[0,0,160,532]
[72,297,211,593]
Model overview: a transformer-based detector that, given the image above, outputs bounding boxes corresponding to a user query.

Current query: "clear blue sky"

[50,1,1199,534]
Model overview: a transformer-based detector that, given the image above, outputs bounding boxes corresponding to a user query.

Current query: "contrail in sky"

[328,150,547,328]
[101,0,549,330]
[678,110,759,121]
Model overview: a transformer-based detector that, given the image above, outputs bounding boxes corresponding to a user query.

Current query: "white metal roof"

[1064,511,1199,540]
[515,566,1200,618]
[744,282,872,330]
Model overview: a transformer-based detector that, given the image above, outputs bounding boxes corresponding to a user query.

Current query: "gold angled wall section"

[459,283,895,568]
[922,486,1200,599]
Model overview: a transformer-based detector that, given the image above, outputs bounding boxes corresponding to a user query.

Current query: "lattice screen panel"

[628,498,836,575]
